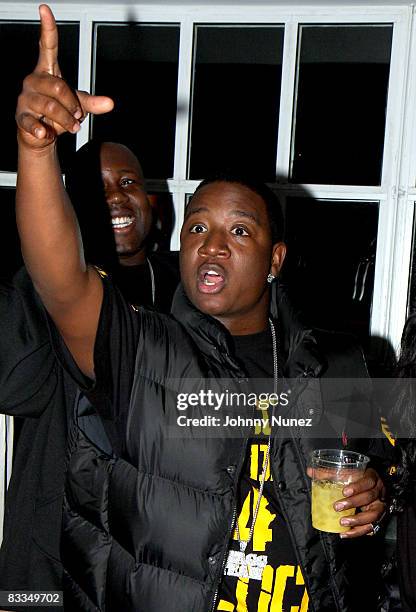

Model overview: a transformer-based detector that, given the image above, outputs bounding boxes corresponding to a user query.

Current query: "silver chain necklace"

[234,317,278,553]
[128,259,155,313]
[146,257,155,306]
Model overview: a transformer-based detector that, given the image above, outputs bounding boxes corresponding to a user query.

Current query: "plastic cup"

[310,449,370,533]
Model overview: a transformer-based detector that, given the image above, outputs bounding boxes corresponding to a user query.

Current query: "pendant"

[224,550,268,581]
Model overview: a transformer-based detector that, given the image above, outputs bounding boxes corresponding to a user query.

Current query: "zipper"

[210,411,250,612]
[284,368,323,612]
[210,504,238,612]
[209,378,253,612]
[291,450,342,612]
[292,369,343,612]
[270,449,319,612]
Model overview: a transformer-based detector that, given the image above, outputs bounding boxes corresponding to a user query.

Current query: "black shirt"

[0,269,74,611]
[397,487,416,612]
[113,251,180,313]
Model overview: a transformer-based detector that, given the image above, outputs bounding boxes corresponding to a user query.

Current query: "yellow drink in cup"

[310,449,369,534]
[312,480,355,533]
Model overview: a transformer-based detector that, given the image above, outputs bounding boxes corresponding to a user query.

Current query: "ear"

[270,242,286,277]
[147,193,158,210]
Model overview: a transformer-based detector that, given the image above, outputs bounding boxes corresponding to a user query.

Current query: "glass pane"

[185,193,193,206]
[189,25,284,181]
[0,188,22,280]
[407,204,416,316]
[283,198,378,344]
[92,24,180,179]
[0,22,79,172]
[291,25,393,185]
[148,192,176,251]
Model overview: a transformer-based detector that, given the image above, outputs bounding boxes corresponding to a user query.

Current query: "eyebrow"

[185,206,209,218]
[230,209,259,224]
[102,168,142,177]
[185,206,260,224]
[118,169,144,179]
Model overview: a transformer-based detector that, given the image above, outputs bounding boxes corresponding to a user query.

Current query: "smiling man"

[65,139,179,312]
[100,142,152,264]
[12,5,387,611]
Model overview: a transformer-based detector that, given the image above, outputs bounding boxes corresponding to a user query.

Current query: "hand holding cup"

[309,449,386,538]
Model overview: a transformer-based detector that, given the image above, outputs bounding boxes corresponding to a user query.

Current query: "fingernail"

[334,502,347,511]
[340,534,348,539]
[340,518,352,526]
[343,487,353,496]
[35,127,44,138]
[74,109,82,119]
[72,123,80,133]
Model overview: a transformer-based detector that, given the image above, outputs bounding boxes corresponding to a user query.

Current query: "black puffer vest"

[62,282,375,612]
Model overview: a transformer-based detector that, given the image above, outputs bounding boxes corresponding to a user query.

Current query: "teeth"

[203,270,222,286]
[111,216,134,229]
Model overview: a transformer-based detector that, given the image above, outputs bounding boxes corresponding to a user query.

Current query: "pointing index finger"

[36,4,60,76]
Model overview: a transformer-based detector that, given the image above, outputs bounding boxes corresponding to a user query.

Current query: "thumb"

[77,91,114,116]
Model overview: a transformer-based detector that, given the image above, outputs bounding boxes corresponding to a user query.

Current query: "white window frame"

[1,1,414,356]
[0,414,13,545]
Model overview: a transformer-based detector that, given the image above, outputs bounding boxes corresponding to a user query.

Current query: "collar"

[171,284,245,377]
[171,280,326,379]
[269,280,326,378]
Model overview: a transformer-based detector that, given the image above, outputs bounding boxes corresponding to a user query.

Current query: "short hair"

[191,172,285,244]
[65,138,118,271]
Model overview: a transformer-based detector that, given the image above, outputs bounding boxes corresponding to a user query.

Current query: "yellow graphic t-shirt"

[216,440,309,612]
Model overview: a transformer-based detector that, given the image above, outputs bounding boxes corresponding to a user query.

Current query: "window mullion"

[276,18,298,182]
[0,172,16,187]
[76,11,93,149]
[371,9,413,352]
[173,16,193,184]
[170,15,194,248]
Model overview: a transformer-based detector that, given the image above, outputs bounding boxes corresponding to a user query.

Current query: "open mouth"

[197,267,226,294]
[111,216,135,230]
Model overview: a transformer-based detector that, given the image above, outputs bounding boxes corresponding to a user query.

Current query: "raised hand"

[16,4,113,150]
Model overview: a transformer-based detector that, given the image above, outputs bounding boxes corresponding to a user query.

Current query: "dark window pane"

[0,188,22,280]
[189,25,284,180]
[148,192,176,251]
[408,205,416,316]
[283,198,378,344]
[291,25,392,185]
[92,24,180,179]
[0,22,79,172]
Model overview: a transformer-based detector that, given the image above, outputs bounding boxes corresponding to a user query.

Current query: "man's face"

[180,181,286,335]
[100,143,152,265]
